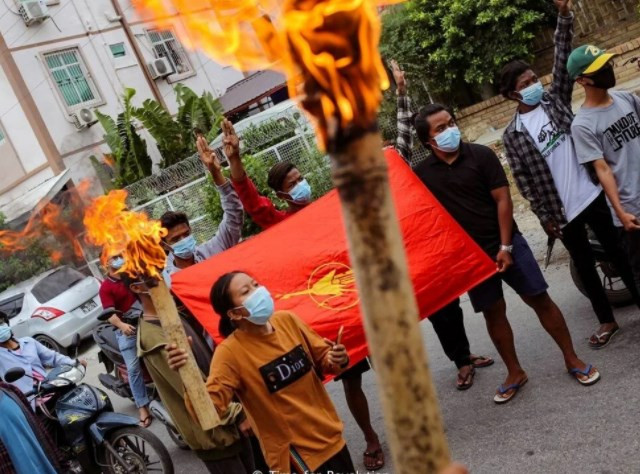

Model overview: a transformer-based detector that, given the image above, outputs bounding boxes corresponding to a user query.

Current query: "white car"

[0,266,103,353]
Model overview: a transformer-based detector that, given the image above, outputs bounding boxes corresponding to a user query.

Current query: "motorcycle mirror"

[3,367,26,383]
[71,334,81,359]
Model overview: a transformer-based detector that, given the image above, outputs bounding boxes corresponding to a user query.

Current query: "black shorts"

[334,357,371,381]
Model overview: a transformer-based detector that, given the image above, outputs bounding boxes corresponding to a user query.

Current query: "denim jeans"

[115,331,149,408]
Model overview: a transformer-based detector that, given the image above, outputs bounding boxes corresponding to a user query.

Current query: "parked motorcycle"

[547,231,640,306]
[3,334,174,474]
[569,236,639,306]
[92,309,189,450]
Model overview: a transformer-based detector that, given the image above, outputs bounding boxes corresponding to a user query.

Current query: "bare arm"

[491,186,515,272]
[221,119,247,182]
[592,159,640,231]
[196,136,226,186]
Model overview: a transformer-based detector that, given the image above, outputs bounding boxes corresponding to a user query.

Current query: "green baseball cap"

[568,44,618,80]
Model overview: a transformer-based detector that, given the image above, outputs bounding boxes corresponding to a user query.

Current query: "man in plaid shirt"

[500,0,640,348]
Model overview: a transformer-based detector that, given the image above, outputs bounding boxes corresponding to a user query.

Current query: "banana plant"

[135,84,225,168]
[95,88,152,187]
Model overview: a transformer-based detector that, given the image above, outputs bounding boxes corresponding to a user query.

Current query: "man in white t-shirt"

[500,0,640,349]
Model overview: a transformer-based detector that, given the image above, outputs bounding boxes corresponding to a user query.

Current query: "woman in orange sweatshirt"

[168,271,356,474]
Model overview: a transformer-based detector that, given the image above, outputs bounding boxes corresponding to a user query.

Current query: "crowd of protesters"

[1,0,640,472]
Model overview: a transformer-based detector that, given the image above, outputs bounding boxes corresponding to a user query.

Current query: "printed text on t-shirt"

[604,112,640,152]
[259,345,313,394]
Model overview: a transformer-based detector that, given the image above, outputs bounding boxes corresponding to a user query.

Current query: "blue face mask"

[110,257,124,270]
[242,286,275,326]
[288,179,312,204]
[433,126,462,153]
[171,235,197,260]
[0,324,12,343]
[519,81,544,106]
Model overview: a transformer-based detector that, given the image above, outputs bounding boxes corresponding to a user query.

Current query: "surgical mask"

[242,286,274,326]
[110,257,124,270]
[518,81,544,106]
[433,126,462,153]
[0,324,12,343]
[588,65,616,90]
[171,235,197,260]
[288,179,312,204]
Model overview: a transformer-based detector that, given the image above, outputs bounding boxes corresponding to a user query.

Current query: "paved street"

[81,230,640,474]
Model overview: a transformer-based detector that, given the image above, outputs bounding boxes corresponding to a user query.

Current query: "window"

[31,266,86,303]
[147,29,193,77]
[109,42,126,58]
[43,48,102,110]
[0,295,25,320]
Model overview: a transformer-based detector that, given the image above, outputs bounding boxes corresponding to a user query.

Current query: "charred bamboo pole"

[148,279,220,430]
[330,129,451,473]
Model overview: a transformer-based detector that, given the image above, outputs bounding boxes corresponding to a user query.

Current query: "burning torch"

[131,0,451,470]
[84,190,220,430]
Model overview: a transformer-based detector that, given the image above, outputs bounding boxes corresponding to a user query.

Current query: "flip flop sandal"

[493,378,528,405]
[363,449,385,471]
[589,326,620,350]
[456,367,476,391]
[569,364,601,386]
[470,355,494,369]
[139,416,153,428]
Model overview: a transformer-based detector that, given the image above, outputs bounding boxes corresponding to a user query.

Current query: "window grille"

[44,48,102,109]
[147,29,193,76]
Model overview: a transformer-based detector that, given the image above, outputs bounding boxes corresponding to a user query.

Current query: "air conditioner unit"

[71,108,98,130]
[19,0,49,26]
[147,57,173,80]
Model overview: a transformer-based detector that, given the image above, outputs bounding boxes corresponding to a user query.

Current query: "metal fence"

[77,104,431,277]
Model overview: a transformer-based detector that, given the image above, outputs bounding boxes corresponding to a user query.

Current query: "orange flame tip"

[83,190,167,280]
[132,0,399,148]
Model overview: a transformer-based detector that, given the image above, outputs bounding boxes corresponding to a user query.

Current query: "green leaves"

[135,84,225,168]
[95,89,152,188]
[96,85,226,185]
[380,0,552,106]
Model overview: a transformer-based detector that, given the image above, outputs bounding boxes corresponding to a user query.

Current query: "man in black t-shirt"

[411,103,601,404]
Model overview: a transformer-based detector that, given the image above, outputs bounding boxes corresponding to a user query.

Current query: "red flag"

[172,149,496,365]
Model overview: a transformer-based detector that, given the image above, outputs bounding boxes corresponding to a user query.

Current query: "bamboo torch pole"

[147,279,220,430]
[329,129,451,473]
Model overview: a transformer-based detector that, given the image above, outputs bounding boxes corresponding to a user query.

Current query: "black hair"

[499,60,532,99]
[267,162,296,192]
[160,211,190,233]
[0,311,8,325]
[210,271,244,338]
[414,103,456,147]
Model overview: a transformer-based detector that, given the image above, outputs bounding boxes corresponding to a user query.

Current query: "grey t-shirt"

[571,90,640,226]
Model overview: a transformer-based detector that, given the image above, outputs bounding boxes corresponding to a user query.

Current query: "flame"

[132,0,403,147]
[0,185,88,261]
[83,190,167,279]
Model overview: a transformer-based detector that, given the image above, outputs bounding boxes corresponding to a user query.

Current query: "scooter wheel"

[103,426,174,474]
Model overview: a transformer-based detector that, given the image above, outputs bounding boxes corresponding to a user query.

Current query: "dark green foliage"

[95,88,153,187]
[0,213,53,293]
[379,1,553,107]
[135,84,225,168]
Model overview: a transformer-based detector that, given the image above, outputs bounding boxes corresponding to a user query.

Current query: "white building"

[0,0,244,226]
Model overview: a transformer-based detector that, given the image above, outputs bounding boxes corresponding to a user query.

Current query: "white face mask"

[0,324,12,343]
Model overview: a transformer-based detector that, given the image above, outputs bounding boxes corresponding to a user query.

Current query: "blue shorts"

[468,233,548,313]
